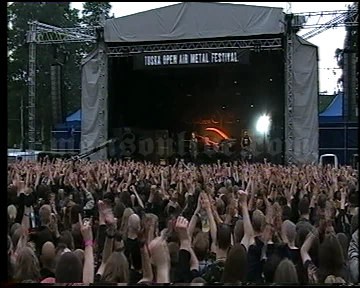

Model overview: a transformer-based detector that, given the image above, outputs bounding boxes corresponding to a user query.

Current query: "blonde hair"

[101,251,129,283]
[282,220,296,244]
[324,275,345,284]
[252,209,265,233]
[8,205,17,220]
[119,208,134,238]
[15,247,41,282]
[39,204,51,226]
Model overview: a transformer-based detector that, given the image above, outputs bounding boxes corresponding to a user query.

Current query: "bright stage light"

[256,114,271,134]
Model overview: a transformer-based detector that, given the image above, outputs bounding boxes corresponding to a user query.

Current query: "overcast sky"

[70,2,352,94]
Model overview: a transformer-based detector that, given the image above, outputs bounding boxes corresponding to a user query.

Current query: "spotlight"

[256,114,271,157]
[256,114,271,135]
[250,104,254,108]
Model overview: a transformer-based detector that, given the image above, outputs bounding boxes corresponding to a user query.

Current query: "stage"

[80,2,319,164]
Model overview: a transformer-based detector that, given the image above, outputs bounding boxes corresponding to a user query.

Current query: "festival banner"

[133,50,250,69]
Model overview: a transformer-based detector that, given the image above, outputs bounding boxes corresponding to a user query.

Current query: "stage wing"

[81,43,108,160]
[104,2,284,43]
[292,36,319,164]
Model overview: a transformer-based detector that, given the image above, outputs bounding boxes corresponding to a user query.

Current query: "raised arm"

[348,230,359,283]
[300,230,317,265]
[188,195,201,239]
[80,214,94,285]
[239,190,255,251]
[130,185,145,209]
[201,192,217,253]
[138,243,154,283]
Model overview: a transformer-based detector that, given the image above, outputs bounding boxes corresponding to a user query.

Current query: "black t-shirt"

[40,267,55,281]
[124,238,142,272]
[288,246,307,284]
[30,226,55,256]
[175,249,200,283]
[201,259,225,284]
[247,236,265,283]
[242,136,250,147]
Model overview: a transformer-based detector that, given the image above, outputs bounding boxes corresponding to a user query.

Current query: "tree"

[7,2,114,149]
[7,2,82,149]
[80,2,113,55]
[82,2,112,26]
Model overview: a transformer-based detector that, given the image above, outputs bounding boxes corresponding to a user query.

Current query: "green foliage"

[82,2,112,26]
[7,2,112,148]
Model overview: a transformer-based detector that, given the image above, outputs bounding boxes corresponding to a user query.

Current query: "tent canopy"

[319,93,343,117]
[104,2,284,43]
[66,109,81,122]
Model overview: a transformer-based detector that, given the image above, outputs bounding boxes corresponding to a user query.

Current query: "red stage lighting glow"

[205,127,230,139]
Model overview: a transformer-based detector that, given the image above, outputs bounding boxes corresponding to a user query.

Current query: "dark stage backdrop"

[108,49,285,161]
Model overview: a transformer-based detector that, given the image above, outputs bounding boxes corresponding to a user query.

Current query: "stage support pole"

[284,14,295,165]
[96,14,108,160]
[27,22,37,151]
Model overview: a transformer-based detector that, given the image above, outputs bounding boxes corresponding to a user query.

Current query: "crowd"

[7,157,359,284]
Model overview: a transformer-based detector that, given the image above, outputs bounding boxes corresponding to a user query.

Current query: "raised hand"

[200,192,211,211]
[148,236,170,271]
[98,200,115,225]
[238,189,248,207]
[79,213,93,243]
[175,216,190,242]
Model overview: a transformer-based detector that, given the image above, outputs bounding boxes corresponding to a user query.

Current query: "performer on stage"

[240,130,252,161]
[189,132,198,162]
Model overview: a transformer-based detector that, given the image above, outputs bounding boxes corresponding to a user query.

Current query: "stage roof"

[104,2,284,43]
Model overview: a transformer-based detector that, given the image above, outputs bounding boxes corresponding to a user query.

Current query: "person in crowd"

[7,158,358,285]
[348,229,359,283]
[222,243,247,284]
[273,258,299,284]
[189,132,198,162]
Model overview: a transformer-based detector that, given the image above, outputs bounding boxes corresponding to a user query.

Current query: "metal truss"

[107,38,283,56]
[27,21,98,44]
[285,17,295,165]
[25,21,98,149]
[27,22,37,150]
[294,7,358,40]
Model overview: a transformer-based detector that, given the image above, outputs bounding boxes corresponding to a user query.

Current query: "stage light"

[250,104,254,108]
[256,114,271,158]
[256,114,271,134]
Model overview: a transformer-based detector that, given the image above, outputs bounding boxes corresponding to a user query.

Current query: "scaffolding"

[107,38,282,57]
[25,21,97,150]
[285,14,295,164]
[27,22,37,150]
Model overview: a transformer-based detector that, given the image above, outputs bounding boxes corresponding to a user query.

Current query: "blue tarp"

[66,109,81,122]
[319,93,343,117]
[53,109,81,134]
